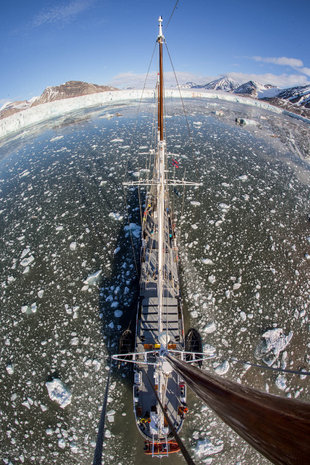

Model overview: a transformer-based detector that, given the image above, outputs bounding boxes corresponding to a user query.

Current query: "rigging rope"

[165,0,180,31]
[136,43,157,119]
[164,41,192,140]
[230,357,310,377]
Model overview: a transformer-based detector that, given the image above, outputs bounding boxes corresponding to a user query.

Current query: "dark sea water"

[0,98,309,465]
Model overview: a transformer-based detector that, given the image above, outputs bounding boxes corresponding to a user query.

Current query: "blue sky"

[1,0,310,104]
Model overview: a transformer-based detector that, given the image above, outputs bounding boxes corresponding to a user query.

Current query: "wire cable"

[230,358,310,377]
[164,40,192,140]
[165,0,180,31]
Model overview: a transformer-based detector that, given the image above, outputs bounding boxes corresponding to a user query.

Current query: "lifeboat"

[144,440,180,455]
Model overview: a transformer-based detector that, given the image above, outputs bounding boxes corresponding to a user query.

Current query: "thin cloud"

[252,55,310,79]
[32,0,93,27]
[253,56,303,68]
[300,67,310,77]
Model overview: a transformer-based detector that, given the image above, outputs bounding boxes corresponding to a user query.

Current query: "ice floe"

[21,302,37,315]
[82,270,102,291]
[124,223,141,239]
[6,364,14,375]
[254,328,293,366]
[194,438,224,459]
[213,360,230,375]
[45,378,72,409]
[109,212,123,221]
[203,322,216,334]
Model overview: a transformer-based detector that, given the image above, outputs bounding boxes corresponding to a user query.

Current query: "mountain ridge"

[1,78,310,120]
[1,81,117,120]
[182,77,310,118]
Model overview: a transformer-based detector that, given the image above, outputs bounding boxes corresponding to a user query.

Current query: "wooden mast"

[157,16,164,141]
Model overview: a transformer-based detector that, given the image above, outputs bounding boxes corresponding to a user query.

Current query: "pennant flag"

[172,158,179,168]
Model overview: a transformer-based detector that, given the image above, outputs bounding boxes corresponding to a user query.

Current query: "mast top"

[157,16,164,41]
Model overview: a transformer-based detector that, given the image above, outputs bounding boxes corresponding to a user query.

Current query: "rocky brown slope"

[0,81,117,119]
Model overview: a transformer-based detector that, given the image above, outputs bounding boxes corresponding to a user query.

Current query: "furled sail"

[167,354,310,465]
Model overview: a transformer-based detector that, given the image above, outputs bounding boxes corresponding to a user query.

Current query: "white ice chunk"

[208,275,216,284]
[20,255,34,267]
[19,170,30,178]
[46,378,71,408]
[69,242,77,251]
[109,212,123,221]
[50,135,64,142]
[6,364,14,375]
[203,322,216,334]
[194,438,224,458]
[204,344,216,356]
[255,328,293,367]
[83,270,102,287]
[218,203,230,212]
[124,223,141,239]
[275,374,287,391]
[58,438,66,449]
[21,247,30,259]
[21,302,37,315]
[213,360,230,375]
[92,360,101,372]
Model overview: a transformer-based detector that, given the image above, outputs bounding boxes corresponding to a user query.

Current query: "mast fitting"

[157,16,164,41]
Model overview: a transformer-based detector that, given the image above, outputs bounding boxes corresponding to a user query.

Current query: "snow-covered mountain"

[180,76,310,118]
[0,81,117,119]
[234,80,278,98]
[181,81,199,89]
[262,85,310,118]
[192,76,240,92]
[274,85,310,108]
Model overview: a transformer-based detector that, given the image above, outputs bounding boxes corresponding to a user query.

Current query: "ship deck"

[133,191,186,440]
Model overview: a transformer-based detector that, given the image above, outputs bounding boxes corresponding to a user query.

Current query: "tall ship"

[93,16,310,465]
[116,16,201,457]
[130,16,187,456]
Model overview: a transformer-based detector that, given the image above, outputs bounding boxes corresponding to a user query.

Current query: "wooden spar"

[167,355,310,465]
[156,15,165,339]
[157,16,164,141]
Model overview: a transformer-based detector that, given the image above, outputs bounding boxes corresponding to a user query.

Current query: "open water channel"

[0,98,310,465]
